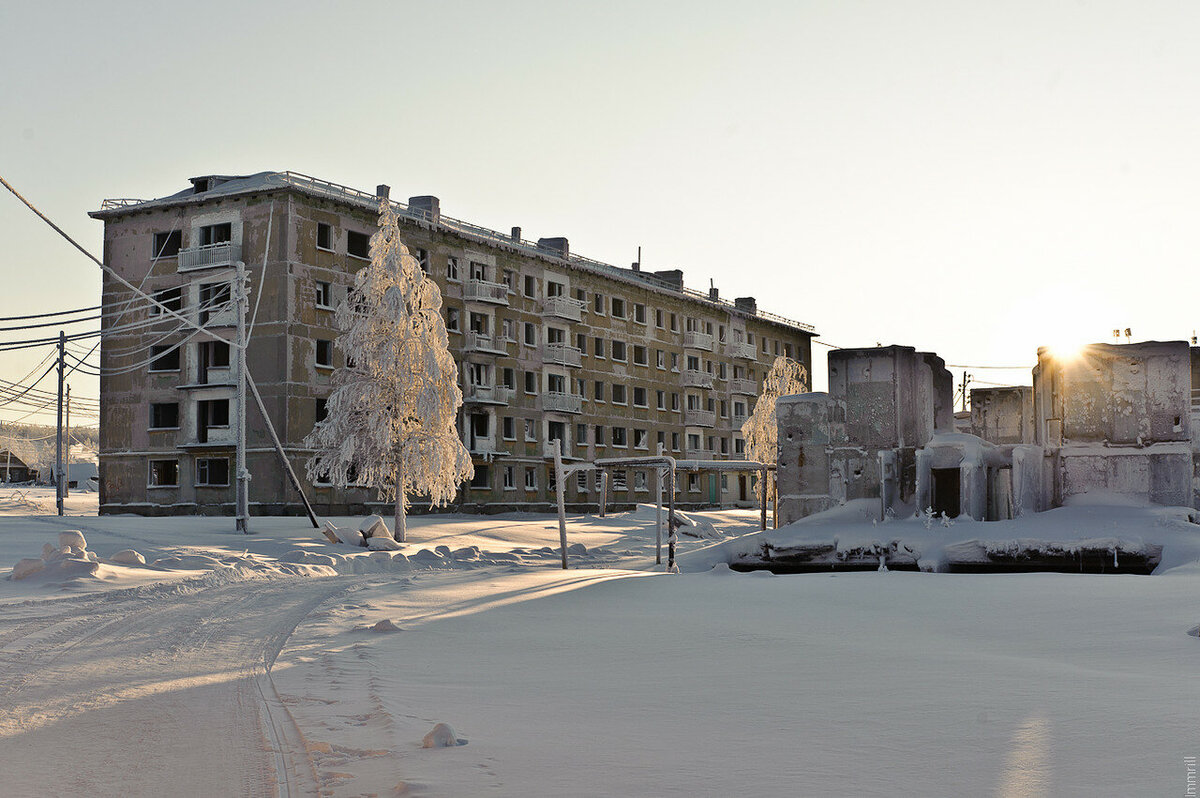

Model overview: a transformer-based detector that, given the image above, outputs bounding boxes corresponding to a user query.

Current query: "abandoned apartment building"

[777,340,1200,525]
[90,172,815,516]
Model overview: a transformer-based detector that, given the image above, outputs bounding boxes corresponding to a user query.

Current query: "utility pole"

[63,384,70,498]
[235,261,251,533]
[960,370,972,413]
[55,331,65,516]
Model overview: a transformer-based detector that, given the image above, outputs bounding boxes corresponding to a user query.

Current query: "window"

[150,345,180,372]
[150,286,183,315]
[153,230,182,258]
[547,374,566,394]
[688,433,702,450]
[611,297,626,318]
[315,397,328,423]
[525,371,537,394]
[148,460,178,487]
[576,378,586,397]
[470,465,490,489]
[503,270,517,292]
[445,307,460,332]
[688,473,700,492]
[656,349,666,369]
[502,318,516,341]
[671,393,680,411]
[593,337,605,359]
[316,222,332,250]
[347,231,370,259]
[634,429,648,449]
[524,275,537,298]
[502,368,515,389]
[593,293,605,314]
[656,390,666,410]
[315,339,333,368]
[721,473,729,490]
[524,419,537,441]
[721,400,729,417]
[611,341,627,362]
[574,288,586,305]
[735,438,746,455]
[655,308,664,328]
[198,282,231,324]
[150,403,179,429]
[635,471,648,491]
[576,332,587,352]
[612,470,627,491]
[774,340,780,356]
[763,338,769,353]
[577,472,588,492]
[315,281,333,308]
[198,222,232,246]
[612,427,627,447]
[633,387,647,407]
[524,323,537,346]
[594,381,605,402]
[657,430,665,448]
[547,327,565,345]
[503,466,515,490]
[195,458,230,487]
[670,352,679,370]
[548,420,566,450]
[197,340,230,382]
[687,355,701,371]
[546,280,565,297]
[502,417,516,440]
[672,432,680,451]
[198,398,230,427]
[612,384,627,405]
[524,467,537,490]
[415,248,429,273]
[632,345,647,366]
[670,313,678,332]
[633,303,646,324]
[719,363,726,380]
[446,256,460,281]
[576,423,587,445]
[595,425,605,446]
[720,437,729,454]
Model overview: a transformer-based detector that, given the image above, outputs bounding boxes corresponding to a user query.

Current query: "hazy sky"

[4,0,1199,424]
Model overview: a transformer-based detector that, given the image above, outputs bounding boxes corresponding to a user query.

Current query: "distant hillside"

[0,423,99,474]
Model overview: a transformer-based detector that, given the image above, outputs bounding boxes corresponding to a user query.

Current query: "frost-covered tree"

[741,356,809,503]
[305,197,473,541]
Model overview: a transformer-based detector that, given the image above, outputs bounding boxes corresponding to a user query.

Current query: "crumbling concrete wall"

[971,386,1035,445]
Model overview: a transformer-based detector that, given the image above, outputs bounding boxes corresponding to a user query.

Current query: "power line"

[0,305,101,322]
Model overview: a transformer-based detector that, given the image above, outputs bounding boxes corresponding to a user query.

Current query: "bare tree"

[741,356,808,506]
[305,197,473,541]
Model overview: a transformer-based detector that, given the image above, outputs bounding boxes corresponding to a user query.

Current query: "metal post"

[599,470,608,517]
[234,261,250,533]
[760,466,768,531]
[554,440,568,569]
[63,384,70,499]
[654,442,663,565]
[667,464,677,571]
[55,331,64,516]
[246,373,319,528]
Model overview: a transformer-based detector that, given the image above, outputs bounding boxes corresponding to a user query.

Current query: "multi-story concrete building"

[90,172,816,516]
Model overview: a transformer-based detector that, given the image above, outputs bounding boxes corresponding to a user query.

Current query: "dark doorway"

[738,475,747,502]
[931,467,960,518]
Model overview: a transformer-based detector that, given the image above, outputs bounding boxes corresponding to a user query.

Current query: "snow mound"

[12,557,44,580]
[359,514,392,541]
[58,530,87,549]
[674,512,723,539]
[370,619,402,632]
[422,722,467,748]
[110,549,146,566]
[368,536,402,551]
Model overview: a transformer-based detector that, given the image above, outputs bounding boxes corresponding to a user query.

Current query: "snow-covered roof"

[92,172,817,336]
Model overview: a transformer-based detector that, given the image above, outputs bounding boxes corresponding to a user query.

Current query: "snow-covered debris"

[58,529,87,549]
[422,722,467,748]
[12,557,44,580]
[110,549,146,565]
[370,619,402,632]
[359,514,392,541]
[367,536,402,551]
[673,511,723,539]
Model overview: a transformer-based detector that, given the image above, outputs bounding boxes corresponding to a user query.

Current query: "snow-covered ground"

[1,486,1198,796]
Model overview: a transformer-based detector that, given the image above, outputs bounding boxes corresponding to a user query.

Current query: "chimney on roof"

[376,184,390,199]
[708,279,719,302]
[653,269,684,290]
[734,296,757,314]
[408,195,440,224]
[633,245,641,271]
[537,237,569,258]
[511,226,521,242]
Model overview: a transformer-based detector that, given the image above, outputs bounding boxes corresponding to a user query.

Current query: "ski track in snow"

[0,573,350,798]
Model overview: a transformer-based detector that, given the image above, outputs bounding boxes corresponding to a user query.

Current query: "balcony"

[463,332,508,354]
[466,438,503,457]
[543,296,584,322]
[731,413,748,429]
[683,331,713,351]
[728,341,757,359]
[542,392,582,414]
[681,369,713,389]
[463,384,513,405]
[544,343,582,368]
[683,447,712,461]
[463,278,510,305]
[730,378,757,396]
[684,408,716,427]
[178,242,241,272]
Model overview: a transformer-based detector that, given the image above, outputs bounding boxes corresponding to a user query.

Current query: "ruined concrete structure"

[776,346,953,522]
[90,172,815,516]
[778,340,1200,525]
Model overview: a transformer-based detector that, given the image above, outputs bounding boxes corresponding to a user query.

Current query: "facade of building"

[90,172,815,516]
